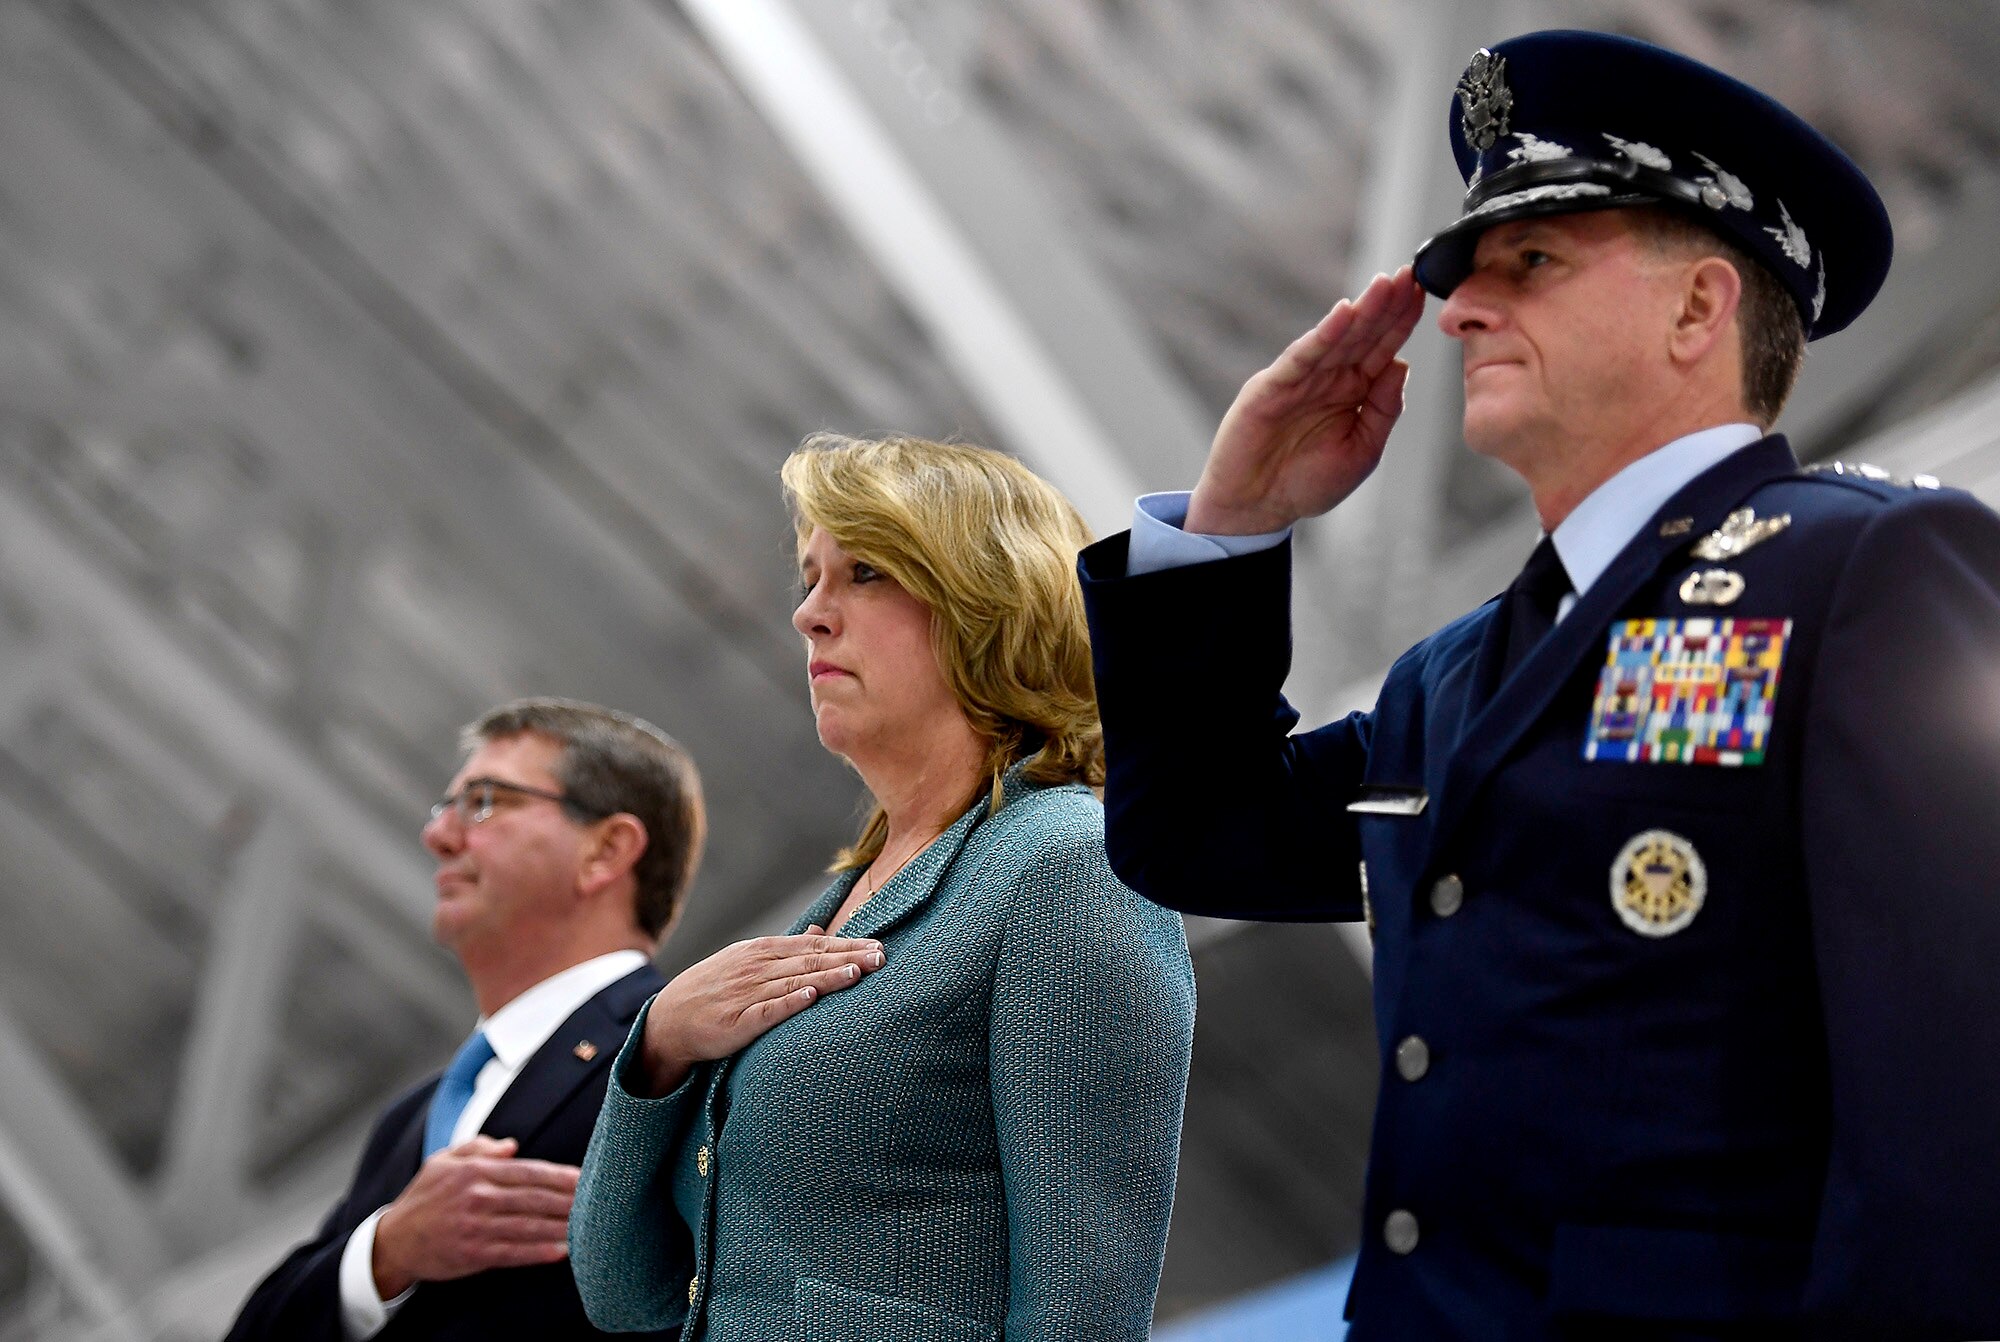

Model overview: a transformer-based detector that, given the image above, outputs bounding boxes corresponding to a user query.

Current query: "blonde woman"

[569,436,1195,1341]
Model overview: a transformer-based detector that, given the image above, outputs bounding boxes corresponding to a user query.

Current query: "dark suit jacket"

[224,964,676,1342]
[1079,436,2000,1341]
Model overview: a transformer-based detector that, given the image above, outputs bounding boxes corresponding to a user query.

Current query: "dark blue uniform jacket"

[1079,437,2000,1341]
[223,965,676,1342]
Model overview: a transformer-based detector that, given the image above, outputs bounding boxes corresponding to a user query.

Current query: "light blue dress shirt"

[1126,423,1766,622]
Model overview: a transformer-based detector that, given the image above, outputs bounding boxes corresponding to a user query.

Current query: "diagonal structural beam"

[669,0,1171,537]
[0,997,161,1299]
[0,482,437,921]
[671,0,1386,711]
[157,816,308,1243]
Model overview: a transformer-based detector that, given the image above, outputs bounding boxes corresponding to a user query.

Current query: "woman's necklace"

[858,827,941,899]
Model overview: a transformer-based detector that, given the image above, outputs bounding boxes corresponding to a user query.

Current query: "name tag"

[1347,786,1429,816]
[1585,617,1791,766]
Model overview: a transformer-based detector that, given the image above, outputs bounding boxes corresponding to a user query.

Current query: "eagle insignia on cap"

[1765,199,1812,268]
[1457,49,1513,151]
[1604,134,1672,171]
[1691,152,1754,211]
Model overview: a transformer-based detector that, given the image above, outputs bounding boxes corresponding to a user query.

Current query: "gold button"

[697,1145,711,1177]
[687,1276,698,1305]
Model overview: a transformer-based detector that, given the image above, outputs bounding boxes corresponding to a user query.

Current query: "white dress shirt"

[1126,423,1766,618]
[337,949,649,1340]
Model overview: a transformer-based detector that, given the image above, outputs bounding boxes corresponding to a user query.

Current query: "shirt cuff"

[339,1208,415,1340]
[1125,492,1290,576]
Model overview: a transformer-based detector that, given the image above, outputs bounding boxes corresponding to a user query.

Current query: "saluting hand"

[371,1135,578,1299]
[636,928,884,1097]
[1187,267,1425,535]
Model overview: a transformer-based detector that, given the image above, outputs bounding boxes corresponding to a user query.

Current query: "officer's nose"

[1438,277,1498,340]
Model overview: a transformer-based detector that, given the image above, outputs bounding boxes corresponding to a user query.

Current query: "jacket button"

[688,1276,699,1305]
[1395,1035,1431,1082]
[1429,874,1464,918]
[1384,1209,1420,1255]
[697,1144,711,1177]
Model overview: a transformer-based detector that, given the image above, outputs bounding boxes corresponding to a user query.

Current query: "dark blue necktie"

[423,1031,495,1158]
[1500,535,1572,681]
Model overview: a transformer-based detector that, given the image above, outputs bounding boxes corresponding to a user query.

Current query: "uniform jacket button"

[1395,1035,1431,1081]
[1384,1209,1420,1255]
[1429,873,1464,917]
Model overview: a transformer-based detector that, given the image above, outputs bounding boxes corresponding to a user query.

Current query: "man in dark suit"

[1079,30,2000,1341]
[225,698,701,1341]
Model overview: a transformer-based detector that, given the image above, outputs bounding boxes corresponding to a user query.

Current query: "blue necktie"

[423,1030,495,1158]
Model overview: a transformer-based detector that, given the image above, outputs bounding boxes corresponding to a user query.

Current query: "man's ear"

[1669,255,1743,367]
[577,814,649,898]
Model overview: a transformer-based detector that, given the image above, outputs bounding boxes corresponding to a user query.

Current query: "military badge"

[1585,617,1792,765]
[1610,829,1707,937]
[1603,133,1671,170]
[1507,132,1573,164]
[1691,152,1754,211]
[1456,49,1512,151]
[1690,507,1791,561]
[1678,568,1744,606]
[1765,199,1812,268]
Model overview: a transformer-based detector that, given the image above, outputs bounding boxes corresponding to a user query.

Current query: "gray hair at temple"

[461,697,706,939]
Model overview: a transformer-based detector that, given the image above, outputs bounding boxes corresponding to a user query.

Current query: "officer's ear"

[576,812,649,900]
[1668,255,1743,370]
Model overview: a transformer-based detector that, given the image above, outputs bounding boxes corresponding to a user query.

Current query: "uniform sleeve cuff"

[1126,492,1291,576]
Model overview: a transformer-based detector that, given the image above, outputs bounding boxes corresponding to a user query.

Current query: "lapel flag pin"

[573,1041,599,1062]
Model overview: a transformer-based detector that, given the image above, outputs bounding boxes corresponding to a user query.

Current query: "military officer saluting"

[1080,29,2000,1341]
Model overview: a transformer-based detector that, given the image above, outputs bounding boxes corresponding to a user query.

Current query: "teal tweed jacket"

[569,776,1195,1341]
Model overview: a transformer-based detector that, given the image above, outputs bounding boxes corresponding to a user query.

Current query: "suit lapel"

[478,964,664,1151]
[803,791,991,943]
[790,873,859,935]
[1424,436,1800,866]
[367,1087,433,1205]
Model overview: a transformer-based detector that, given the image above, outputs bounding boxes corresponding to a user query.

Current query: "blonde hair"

[781,434,1102,870]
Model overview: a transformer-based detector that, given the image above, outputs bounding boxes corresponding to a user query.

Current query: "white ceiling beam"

[1308,1,1520,707]
[157,817,308,1244]
[0,999,161,1297]
[669,0,1398,709]
[672,0,1181,538]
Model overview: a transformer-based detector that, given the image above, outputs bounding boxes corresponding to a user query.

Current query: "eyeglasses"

[427,778,610,827]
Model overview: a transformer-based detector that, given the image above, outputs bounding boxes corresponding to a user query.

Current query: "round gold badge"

[1609,829,1707,937]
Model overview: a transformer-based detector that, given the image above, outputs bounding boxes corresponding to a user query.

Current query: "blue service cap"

[1412,30,1892,340]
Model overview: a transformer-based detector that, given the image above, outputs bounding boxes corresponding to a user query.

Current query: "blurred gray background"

[1,0,1997,1337]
